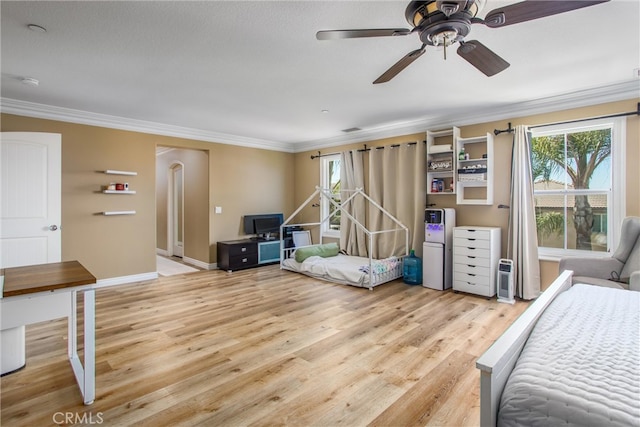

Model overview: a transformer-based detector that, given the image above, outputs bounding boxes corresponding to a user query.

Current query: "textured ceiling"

[1,1,638,152]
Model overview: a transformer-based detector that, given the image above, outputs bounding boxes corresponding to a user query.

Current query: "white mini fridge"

[423,208,456,290]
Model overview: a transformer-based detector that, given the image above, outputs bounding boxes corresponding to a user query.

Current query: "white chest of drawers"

[452,226,501,297]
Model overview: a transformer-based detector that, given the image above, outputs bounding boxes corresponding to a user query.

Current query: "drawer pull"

[467,256,476,259]
[467,265,476,268]
[468,273,476,276]
[466,247,476,250]
[241,247,247,252]
[468,238,476,241]
[242,258,248,263]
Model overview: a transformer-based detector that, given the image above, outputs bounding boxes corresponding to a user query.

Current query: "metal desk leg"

[84,289,95,405]
[69,289,95,405]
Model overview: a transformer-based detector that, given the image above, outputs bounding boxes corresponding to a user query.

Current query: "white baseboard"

[183,256,216,270]
[95,272,158,289]
[157,251,215,270]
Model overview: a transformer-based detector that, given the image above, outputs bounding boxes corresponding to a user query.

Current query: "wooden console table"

[0,261,97,404]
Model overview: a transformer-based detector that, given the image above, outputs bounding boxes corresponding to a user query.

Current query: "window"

[531,117,625,259]
[320,154,341,236]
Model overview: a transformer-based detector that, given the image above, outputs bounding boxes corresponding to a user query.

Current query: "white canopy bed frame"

[279,187,409,290]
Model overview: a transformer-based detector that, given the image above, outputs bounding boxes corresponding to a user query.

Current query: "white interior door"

[1,132,61,268]
[0,132,61,375]
[169,163,184,258]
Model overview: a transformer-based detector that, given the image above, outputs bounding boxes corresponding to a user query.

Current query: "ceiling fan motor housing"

[405,0,480,46]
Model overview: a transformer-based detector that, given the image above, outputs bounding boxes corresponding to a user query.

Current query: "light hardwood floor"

[1,265,529,426]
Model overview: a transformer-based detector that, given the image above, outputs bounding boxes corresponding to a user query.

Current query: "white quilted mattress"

[498,284,640,427]
[282,254,371,287]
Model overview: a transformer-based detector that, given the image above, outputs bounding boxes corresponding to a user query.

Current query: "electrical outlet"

[635,68,640,79]
[215,206,222,214]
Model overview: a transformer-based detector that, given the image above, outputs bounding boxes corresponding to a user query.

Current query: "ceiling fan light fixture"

[431,29,458,46]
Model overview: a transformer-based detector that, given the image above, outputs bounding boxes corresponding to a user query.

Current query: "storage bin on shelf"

[427,157,453,172]
[458,166,487,182]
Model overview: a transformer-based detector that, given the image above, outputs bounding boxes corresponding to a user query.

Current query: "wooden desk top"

[1,261,96,298]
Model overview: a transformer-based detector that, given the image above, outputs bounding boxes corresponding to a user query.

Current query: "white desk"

[0,261,97,405]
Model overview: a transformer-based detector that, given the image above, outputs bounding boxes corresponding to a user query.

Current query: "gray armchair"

[559,216,640,291]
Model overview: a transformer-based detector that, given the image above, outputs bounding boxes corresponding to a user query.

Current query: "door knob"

[49,225,58,231]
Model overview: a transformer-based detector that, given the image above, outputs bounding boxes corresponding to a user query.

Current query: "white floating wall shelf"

[102,211,136,216]
[104,170,137,176]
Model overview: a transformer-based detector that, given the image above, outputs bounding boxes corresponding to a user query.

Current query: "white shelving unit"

[426,127,459,195]
[455,133,494,205]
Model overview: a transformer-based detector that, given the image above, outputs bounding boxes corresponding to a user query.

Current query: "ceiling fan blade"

[483,0,610,28]
[373,46,426,84]
[316,29,411,40]
[457,40,509,77]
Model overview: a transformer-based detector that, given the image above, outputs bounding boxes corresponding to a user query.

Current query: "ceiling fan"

[316,0,610,83]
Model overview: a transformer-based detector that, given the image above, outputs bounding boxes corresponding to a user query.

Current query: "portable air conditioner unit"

[497,259,515,304]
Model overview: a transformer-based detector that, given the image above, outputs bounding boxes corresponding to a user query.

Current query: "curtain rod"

[310,141,424,159]
[494,122,514,135]
[492,103,640,135]
[529,103,639,129]
[310,150,339,159]
[373,141,420,150]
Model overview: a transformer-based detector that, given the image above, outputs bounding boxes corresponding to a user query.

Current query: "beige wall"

[293,99,640,290]
[1,116,158,279]
[1,114,296,280]
[2,98,637,285]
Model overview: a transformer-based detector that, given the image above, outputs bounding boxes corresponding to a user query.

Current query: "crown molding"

[0,98,294,153]
[293,80,640,152]
[2,79,638,154]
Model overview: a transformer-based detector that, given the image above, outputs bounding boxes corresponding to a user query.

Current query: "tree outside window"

[532,122,615,254]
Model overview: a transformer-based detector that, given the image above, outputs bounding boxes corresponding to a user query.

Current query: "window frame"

[319,154,341,239]
[531,117,626,261]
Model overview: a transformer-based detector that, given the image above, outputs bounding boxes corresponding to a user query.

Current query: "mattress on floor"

[282,252,404,287]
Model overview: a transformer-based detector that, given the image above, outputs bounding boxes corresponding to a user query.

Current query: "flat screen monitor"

[243,213,284,235]
[254,217,280,235]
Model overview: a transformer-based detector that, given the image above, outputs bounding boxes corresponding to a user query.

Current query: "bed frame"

[279,186,409,289]
[475,270,574,427]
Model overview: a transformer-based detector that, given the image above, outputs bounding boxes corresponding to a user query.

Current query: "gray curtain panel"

[339,150,368,256]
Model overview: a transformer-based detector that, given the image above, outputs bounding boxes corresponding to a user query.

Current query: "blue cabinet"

[258,240,280,264]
